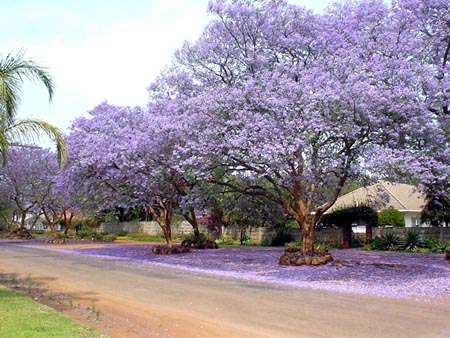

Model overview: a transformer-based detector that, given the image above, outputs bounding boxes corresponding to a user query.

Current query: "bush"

[352,237,364,248]
[285,240,302,252]
[101,234,117,242]
[75,228,116,242]
[363,237,383,251]
[260,238,272,247]
[379,230,402,250]
[75,228,96,240]
[401,229,425,251]
[432,241,449,253]
[270,227,294,246]
[314,242,329,254]
[378,209,405,227]
[182,232,208,243]
[218,236,240,246]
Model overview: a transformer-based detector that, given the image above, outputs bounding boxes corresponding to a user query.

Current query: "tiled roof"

[327,181,426,213]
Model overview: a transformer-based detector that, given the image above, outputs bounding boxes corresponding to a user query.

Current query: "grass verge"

[0,285,104,338]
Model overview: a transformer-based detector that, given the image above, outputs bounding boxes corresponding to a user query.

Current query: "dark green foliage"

[75,228,96,240]
[319,206,378,228]
[260,238,272,246]
[181,232,219,249]
[364,230,449,253]
[183,232,208,243]
[285,240,302,252]
[363,237,383,251]
[378,209,405,227]
[352,236,364,248]
[401,229,425,251]
[433,241,450,253]
[75,228,116,242]
[270,227,293,246]
[379,230,402,250]
[420,187,450,227]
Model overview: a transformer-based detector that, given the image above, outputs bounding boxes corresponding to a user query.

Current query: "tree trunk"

[342,224,352,249]
[164,208,173,248]
[49,223,59,243]
[19,211,26,238]
[163,227,173,248]
[366,224,373,243]
[63,211,74,235]
[301,222,315,254]
[183,208,200,238]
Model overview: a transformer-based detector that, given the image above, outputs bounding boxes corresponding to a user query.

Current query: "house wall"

[402,211,422,227]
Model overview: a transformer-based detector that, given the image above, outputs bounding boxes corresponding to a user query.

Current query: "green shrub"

[401,229,425,251]
[260,238,272,247]
[363,237,383,251]
[218,236,240,246]
[101,234,117,242]
[270,227,294,246]
[182,232,208,243]
[56,231,69,239]
[432,241,449,253]
[285,240,302,252]
[367,237,383,250]
[314,242,329,254]
[379,230,402,250]
[352,237,364,248]
[378,209,405,227]
[75,228,96,240]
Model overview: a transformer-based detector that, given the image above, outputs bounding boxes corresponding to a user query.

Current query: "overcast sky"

[1,0,331,137]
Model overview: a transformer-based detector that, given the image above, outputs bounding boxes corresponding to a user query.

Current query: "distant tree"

[378,209,405,228]
[0,147,58,237]
[420,185,450,241]
[66,102,207,248]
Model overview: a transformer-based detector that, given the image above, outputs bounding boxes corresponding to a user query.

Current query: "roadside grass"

[0,285,104,338]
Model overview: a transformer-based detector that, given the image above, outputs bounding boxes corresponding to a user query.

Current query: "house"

[328,180,427,232]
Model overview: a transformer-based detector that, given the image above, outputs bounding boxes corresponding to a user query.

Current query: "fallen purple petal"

[27,243,450,303]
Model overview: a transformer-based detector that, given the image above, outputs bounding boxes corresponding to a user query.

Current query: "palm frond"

[5,118,66,166]
[0,50,54,121]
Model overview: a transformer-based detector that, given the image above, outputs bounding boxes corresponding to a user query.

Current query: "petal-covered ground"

[35,242,450,303]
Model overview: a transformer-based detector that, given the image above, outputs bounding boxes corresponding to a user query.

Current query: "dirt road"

[1,242,449,338]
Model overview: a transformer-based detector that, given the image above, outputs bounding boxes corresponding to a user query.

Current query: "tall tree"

[0,51,66,164]
[147,0,449,255]
[66,102,205,247]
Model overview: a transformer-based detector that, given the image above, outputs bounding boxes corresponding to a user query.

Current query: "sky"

[1,0,332,140]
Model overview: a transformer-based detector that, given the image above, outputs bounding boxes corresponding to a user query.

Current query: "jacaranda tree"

[146,0,449,255]
[0,147,59,237]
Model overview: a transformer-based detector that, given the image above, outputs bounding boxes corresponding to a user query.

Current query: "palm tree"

[0,51,66,165]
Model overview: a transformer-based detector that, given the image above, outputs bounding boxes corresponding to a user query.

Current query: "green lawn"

[0,285,104,338]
